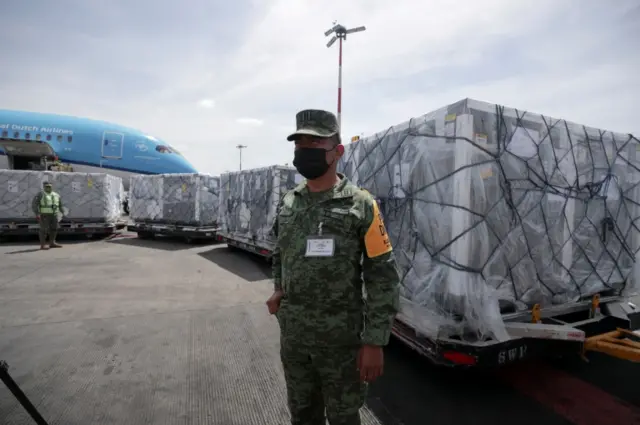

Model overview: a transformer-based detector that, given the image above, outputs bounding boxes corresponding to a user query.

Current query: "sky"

[0,0,638,175]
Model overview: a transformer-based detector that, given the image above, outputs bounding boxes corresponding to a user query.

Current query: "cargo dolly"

[216,232,274,259]
[129,221,218,244]
[392,293,640,368]
[0,218,127,239]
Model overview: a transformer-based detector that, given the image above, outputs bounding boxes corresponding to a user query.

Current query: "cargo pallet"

[128,221,218,244]
[0,218,127,239]
[216,232,274,258]
[394,294,640,367]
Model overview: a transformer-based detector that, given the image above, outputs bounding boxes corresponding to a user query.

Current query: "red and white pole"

[337,37,343,131]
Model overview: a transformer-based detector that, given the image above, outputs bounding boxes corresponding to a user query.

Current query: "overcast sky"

[1,0,638,175]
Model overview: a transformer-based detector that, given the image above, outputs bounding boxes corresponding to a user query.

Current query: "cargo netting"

[338,98,640,342]
[0,170,125,223]
[218,166,302,250]
[129,173,220,227]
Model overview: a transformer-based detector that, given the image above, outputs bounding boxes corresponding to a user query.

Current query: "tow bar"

[584,328,640,362]
[0,360,49,424]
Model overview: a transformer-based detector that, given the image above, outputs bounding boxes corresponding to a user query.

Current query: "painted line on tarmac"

[499,362,640,425]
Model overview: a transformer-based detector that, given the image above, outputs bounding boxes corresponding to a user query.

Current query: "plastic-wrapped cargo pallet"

[0,170,124,222]
[54,172,124,222]
[338,98,640,343]
[129,173,220,226]
[218,165,302,250]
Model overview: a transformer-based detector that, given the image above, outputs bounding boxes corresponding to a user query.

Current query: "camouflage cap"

[286,109,340,141]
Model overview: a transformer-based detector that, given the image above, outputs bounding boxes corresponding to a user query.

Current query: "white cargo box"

[129,173,220,227]
[0,170,124,222]
[218,165,302,250]
[339,98,640,341]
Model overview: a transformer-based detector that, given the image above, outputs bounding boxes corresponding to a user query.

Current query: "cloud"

[198,99,216,109]
[0,0,638,175]
[236,118,264,126]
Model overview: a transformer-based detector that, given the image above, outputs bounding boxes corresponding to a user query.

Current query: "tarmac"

[0,232,639,425]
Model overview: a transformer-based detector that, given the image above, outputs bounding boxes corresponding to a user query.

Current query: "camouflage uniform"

[274,110,401,425]
[32,181,64,248]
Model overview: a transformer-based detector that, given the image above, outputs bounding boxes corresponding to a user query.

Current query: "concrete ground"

[0,233,638,425]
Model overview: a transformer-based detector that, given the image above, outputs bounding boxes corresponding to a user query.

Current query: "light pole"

[236,144,247,171]
[324,22,366,131]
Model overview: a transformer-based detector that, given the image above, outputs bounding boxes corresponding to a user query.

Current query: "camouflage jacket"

[272,173,400,347]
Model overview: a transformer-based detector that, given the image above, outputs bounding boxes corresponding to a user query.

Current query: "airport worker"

[32,181,64,250]
[266,109,401,425]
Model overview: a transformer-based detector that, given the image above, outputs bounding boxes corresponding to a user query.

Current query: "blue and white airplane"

[0,109,198,190]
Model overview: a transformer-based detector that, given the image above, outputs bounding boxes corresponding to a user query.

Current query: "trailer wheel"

[137,231,154,240]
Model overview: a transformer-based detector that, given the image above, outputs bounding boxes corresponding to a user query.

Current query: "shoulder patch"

[364,199,392,258]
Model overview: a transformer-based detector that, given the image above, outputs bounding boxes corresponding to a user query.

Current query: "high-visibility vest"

[39,192,60,214]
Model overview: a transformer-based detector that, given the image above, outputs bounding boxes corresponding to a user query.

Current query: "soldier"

[32,181,64,250]
[266,109,401,425]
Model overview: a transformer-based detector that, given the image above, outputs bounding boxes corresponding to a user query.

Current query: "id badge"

[305,236,335,257]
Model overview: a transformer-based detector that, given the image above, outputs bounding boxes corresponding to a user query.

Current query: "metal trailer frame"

[216,231,274,259]
[128,221,218,244]
[392,294,640,367]
[0,218,127,239]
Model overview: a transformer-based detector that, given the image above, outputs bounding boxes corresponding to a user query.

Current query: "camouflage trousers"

[280,341,366,425]
[39,213,58,245]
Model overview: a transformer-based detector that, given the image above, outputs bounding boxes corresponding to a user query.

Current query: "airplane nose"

[170,155,198,173]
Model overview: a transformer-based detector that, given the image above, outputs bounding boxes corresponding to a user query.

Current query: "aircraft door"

[102,132,124,159]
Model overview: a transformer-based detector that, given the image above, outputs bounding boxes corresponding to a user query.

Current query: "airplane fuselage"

[0,109,198,190]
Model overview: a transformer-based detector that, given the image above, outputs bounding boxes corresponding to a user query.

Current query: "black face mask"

[293,147,335,180]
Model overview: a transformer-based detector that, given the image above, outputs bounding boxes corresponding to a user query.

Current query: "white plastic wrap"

[338,98,640,342]
[0,170,124,222]
[129,173,220,226]
[218,166,302,249]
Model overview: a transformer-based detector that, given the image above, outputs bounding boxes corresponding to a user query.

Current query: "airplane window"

[67,136,73,142]
[57,135,63,142]
[13,132,19,138]
[46,135,52,141]
[156,145,172,154]
[1,131,7,138]
[25,133,31,139]
[36,134,41,141]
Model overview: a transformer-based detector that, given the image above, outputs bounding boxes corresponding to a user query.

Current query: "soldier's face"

[294,135,343,163]
[44,186,52,192]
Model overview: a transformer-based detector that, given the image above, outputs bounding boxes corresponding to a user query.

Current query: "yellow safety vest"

[39,192,60,214]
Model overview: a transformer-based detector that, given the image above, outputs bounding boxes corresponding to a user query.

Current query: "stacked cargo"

[54,172,124,222]
[129,173,220,226]
[0,170,54,221]
[217,166,302,251]
[338,98,640,342]
[0,170,124,222]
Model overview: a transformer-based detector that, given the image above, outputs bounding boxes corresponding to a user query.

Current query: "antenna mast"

[236,144,247,171]
[324,21,366,131]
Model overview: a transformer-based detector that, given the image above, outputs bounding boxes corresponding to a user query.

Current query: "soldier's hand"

[266,290,284,315]
[357,344,384,383]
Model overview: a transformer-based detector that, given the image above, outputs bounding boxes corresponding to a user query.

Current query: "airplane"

[0,109,198,191]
